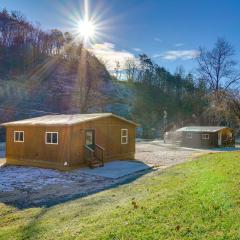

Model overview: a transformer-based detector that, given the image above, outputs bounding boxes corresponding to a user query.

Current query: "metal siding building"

[176,126,235,148]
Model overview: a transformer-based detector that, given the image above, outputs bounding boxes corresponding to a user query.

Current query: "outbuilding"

[2,113,137,170]
[176,126,235,148]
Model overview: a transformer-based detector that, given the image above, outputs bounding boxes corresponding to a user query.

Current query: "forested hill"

[0,9,113,124]
[0,9,239,139]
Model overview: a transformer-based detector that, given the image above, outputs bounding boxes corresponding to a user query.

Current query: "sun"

[78,19,96,41]
[65,0,109,45]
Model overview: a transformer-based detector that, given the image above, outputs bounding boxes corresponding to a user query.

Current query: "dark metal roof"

[176,126,231,133]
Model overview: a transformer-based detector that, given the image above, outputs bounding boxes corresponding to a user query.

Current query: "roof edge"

[176,126,233,132]
[1,113,138,127]
[69,113,138,127]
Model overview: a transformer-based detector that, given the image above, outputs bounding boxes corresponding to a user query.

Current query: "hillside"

[1,9,239,140]
[0,52,112,121]
[0,9,114,125]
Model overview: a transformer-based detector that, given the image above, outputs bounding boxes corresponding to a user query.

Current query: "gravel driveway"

[136,140,210,168]
[0,140,207,208]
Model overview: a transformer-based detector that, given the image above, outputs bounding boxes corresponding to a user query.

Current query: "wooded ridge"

[0,9,239,139]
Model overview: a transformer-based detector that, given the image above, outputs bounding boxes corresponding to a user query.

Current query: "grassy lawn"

[0,152,240,240]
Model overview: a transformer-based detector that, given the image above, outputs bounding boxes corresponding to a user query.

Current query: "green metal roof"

[176,126,231,133]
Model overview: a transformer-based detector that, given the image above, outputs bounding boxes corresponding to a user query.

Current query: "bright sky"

[1,0,240,73]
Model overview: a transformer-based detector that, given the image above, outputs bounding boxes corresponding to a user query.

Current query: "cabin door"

[85,130,95,150]
[218,132,222,146]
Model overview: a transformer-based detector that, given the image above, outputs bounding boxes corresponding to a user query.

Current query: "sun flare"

[78,19,96,41]
[65,0,109,46]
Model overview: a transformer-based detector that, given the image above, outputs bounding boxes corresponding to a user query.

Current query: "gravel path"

[136,140,209,168]
[0,140,207,208]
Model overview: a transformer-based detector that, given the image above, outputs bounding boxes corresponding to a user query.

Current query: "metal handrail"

[84,144,104,167]
[84,145,94,166]
[94,144,104,166]
[95,144,105,151]
[84,144,94,153]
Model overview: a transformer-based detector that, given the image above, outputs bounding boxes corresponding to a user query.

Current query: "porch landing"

[78,160,151,179]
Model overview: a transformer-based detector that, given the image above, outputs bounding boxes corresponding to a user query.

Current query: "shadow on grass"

[19,207,49,240]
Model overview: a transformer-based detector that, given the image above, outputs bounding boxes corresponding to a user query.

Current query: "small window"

[202,134,209,140]
[45,132,58,144]
[14,131,24,142]
[186,132,192,138]
[121,129,128,144]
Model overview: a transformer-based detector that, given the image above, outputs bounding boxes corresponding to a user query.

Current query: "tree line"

[0,8,111,125]
[0,8,239,139]
[112,39,240,138]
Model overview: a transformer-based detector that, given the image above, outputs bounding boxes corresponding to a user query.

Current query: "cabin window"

[121,129,128,144]
[45,132,58,144]
[14,131,24,142]
[186,132,192,138]
[202,134,209,140]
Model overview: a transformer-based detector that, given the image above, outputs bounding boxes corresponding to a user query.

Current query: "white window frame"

[45,132,58,145]
[14,131,24,142]
[186,132,192,139]
[121,129,128,144]
[202,134,209,140]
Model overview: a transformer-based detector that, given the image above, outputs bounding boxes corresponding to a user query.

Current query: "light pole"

[163,110,168,132]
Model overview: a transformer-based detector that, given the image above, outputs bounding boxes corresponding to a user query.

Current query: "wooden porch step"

[89,159,104,168]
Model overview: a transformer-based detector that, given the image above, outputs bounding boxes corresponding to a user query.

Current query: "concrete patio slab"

[0,159,6,168]
[0,151,5,158]
[78,160,151,179]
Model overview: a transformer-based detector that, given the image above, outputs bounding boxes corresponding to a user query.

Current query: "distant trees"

[124,58,138,82]
[116,54,206,138]
[196,38,240,127]
[0,9,84,75]
[197,38,240,91]
[1,8,239,137]
[227,91,240,122]
[114,38,240,138]
[0,8,111,119]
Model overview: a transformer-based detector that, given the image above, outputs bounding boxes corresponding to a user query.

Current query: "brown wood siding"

[5,115,136,170]
[6,125,70,169]
[69,116,136,167]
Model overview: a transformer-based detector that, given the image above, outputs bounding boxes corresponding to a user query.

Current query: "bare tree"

[197,38,240,91]
[124,58,138,83]
[113,61,122,80]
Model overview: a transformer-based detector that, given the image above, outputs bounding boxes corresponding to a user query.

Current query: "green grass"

[0,152,240,240]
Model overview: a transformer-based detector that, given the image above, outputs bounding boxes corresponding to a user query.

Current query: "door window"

[85,130,95,147]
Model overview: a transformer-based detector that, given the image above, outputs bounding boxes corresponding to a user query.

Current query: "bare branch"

[196,38,240,91]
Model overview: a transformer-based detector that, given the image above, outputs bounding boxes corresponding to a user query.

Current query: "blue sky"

[1,0,240,73]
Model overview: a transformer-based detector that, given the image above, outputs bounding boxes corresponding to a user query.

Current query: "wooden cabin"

[176,126,235,148]
[2,113,137,170]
